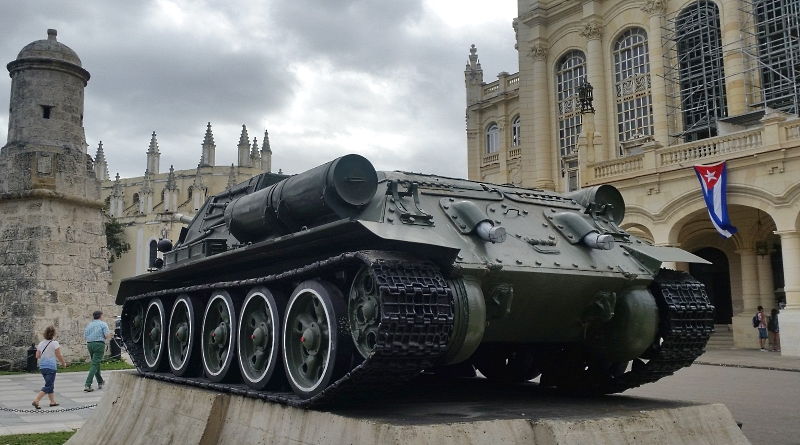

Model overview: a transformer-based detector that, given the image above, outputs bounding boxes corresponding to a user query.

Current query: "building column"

[581,21,610,162]
[531,44,555,190]
[776,231,800,356]
[643,1,669,146]
[756,253,775,311]
[720,1,747,116]
[738,249,760,313]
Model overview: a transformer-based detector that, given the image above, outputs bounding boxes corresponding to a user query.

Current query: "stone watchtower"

[0,30,114,367]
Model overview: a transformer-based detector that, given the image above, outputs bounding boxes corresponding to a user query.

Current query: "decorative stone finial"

[202,122,215,146]
[166,165,177,190]
[147,131,159,153]
[238,124,249,146]
[226,164,236,189]
[262,129,271,153]
[47,29,57,41]
[251,137,260,159]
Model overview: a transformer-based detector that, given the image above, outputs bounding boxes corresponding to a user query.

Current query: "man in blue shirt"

[84,310,111,392]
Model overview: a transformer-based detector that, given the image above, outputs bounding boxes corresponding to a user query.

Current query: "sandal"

[31,401,41,410]
[49,403,60,407]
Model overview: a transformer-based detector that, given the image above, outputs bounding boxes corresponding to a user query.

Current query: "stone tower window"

[486,123,500,153]
[149,240,158,268]
[676,0,727,142]
[613,27,654,153]
[41,105,53,119]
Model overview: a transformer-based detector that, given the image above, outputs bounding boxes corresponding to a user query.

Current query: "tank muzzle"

[582,232,615,250]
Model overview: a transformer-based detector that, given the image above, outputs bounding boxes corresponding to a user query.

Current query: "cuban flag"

[694,161,737,238]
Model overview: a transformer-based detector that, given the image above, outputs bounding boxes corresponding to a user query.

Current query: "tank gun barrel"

[224,154,378,242]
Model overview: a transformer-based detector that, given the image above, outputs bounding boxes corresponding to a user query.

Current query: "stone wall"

[0,196,115,369]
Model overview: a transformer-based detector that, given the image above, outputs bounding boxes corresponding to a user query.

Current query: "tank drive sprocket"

[540,269,715,394]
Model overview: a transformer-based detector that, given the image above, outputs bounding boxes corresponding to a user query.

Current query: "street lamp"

[578,81,595,114]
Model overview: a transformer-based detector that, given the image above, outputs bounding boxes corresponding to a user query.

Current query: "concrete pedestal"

[779,309,800,357]
[67,371,748,445]
[731,314,760,349]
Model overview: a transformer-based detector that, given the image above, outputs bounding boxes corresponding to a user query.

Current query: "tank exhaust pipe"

[582,232,614,250]
[475,221,506,243]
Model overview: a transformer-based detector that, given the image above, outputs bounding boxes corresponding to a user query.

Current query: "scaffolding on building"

[660,0,800,145]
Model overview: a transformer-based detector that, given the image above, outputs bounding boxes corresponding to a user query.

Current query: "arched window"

[556,51,586,192]
[132,193,140,204]
[614,28,654,152]
[511,116,521,147]
[148,240,157,268]
[676,1,727,142]
[486,123,500,153]
[754,0,800,113]
[556,51,586,157]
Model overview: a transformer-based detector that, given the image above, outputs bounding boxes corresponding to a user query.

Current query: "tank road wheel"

[474,347,540,383]
[237,287,286,390]
[128,301,145,343]
[283,280,351,399]
[168,295,199,376]
[142,299,167,371]
[348,266,381,358]
[201,291,238,382]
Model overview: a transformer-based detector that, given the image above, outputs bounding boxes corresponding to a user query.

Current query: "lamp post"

[578,81,595,114]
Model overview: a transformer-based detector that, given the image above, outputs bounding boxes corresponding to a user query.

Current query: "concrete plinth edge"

[67,371,750,445]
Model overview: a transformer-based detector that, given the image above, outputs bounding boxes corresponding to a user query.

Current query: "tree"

[104,213,130,263]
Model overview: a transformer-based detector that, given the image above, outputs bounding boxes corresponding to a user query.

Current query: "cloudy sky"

[0,0,518,178]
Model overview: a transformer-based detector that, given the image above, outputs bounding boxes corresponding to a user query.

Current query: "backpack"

[752,314,759,328]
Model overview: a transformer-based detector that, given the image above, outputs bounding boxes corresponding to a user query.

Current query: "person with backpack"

[31,325,69,409]
[768,308,780,352]
[755,306,768,351]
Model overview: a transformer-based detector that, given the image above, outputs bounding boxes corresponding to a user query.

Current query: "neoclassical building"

[99,123,285,295]
[466,0,800,354]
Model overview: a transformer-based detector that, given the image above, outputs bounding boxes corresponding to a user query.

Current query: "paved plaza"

[0,370,109,436]
[1,350,798,440]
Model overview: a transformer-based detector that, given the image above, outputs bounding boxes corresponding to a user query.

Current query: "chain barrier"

[0,404,97,414]
[0,339,128,415]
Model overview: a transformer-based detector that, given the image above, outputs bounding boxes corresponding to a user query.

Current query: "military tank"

[117,154,714,406]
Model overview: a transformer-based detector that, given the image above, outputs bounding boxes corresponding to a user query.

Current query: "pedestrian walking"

[31,326,68,409]
[755,305,768,351]
[768,308,780,352]
[84,310,111,392]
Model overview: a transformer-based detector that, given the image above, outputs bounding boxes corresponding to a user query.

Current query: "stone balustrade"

[588,119,798,183]
[480,73,520,100]
[508,148,522,159]
[482,153,499,165]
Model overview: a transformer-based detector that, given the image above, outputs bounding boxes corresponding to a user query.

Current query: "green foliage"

[104,213,130,263]
[0,431,75,445]
[58,359,134,373]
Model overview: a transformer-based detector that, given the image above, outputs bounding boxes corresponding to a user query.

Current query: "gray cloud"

[0,0,518,180]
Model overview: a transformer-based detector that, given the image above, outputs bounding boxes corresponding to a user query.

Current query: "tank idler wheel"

[348,267,381,358]
[128,301,145,343]
[238,287,286,390]
[168,295,200,376]
[283,279,352,399]
[142,298,168,372]
[474,348,540,383]
[201,291,239,382]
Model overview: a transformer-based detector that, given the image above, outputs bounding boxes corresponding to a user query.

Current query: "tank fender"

[441,276,486,365]
[622,244,711,273]
[584,287,658,363]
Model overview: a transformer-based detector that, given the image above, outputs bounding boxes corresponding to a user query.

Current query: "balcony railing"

[480,73,520,100]
[659,129,762,167]
[482,153,499,165]
[508,148,522,159]
[589,118,798,182]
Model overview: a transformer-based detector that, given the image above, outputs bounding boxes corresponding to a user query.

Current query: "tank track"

[120,251,454,407]
[577,269,715,394]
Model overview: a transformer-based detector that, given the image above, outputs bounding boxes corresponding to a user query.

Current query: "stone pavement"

[0,370,107,436]
[1,348,798,437]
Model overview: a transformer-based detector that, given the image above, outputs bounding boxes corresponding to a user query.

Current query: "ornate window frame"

[486,123,500,153]
[511,116,521,147]
[675,0,727,142]
[613,27,654,155]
